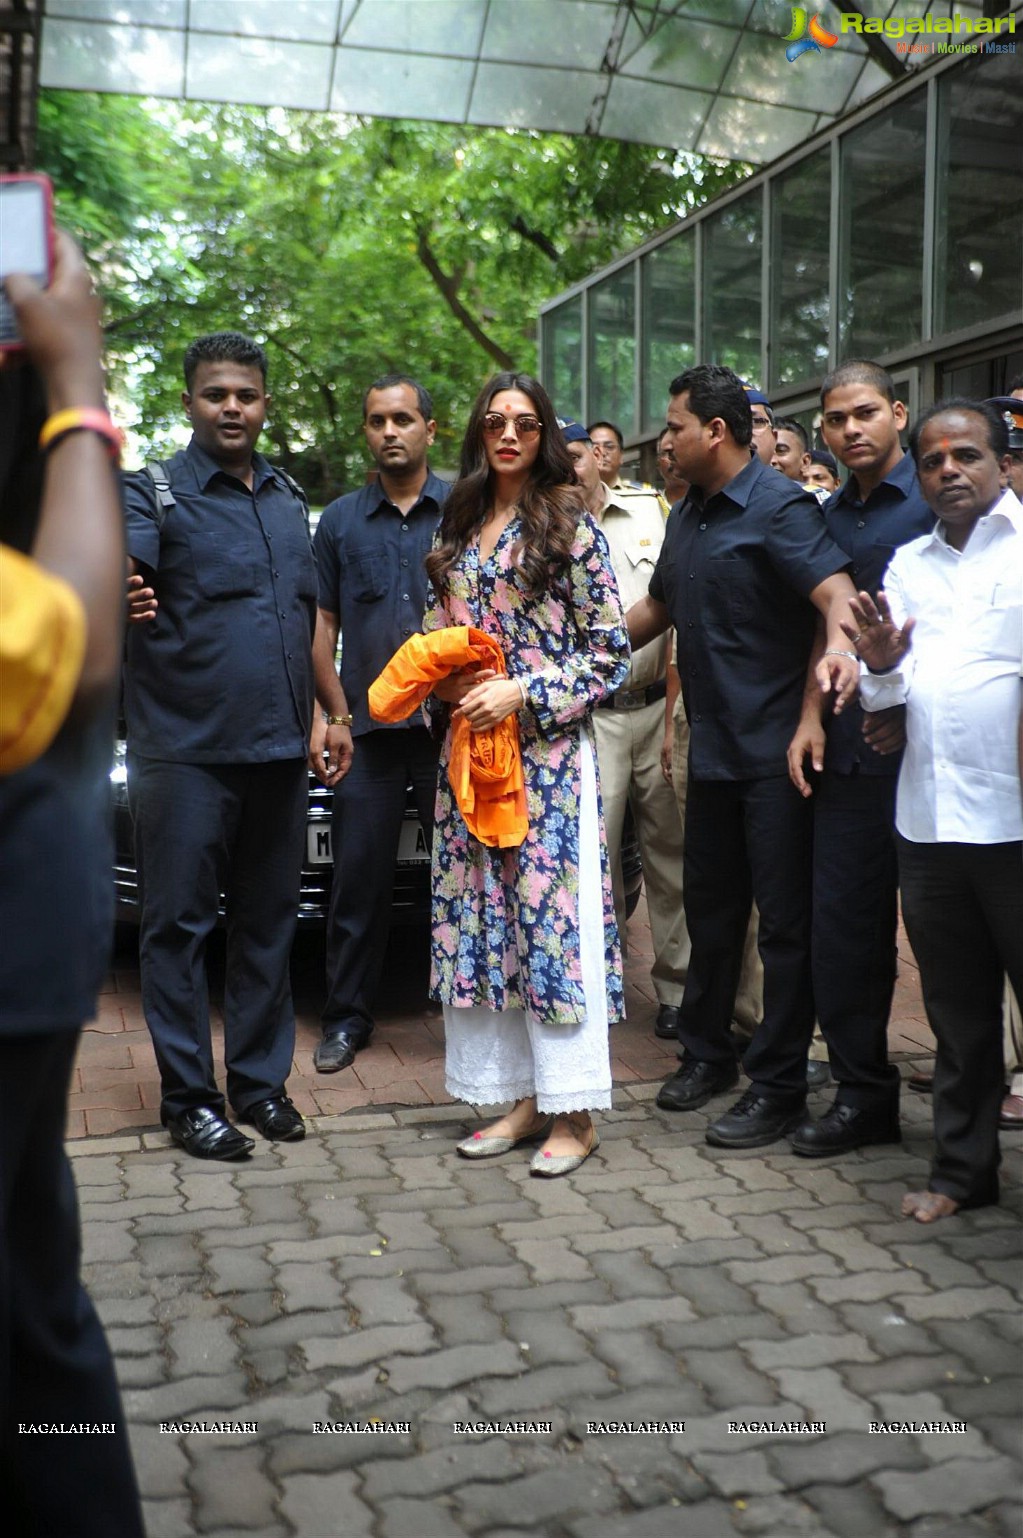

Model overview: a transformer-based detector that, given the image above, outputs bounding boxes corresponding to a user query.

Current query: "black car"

[109,740,431,928]
[110,745,642,928]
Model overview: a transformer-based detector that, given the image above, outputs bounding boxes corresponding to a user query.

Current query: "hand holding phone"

[0,173,55,350]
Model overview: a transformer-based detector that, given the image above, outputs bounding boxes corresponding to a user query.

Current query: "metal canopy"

[38,0,1016,165]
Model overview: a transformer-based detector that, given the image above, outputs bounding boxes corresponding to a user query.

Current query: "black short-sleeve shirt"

[314,471,449,737]
[122,439,317,763]
[649,457,848,780]
[820,452,934,776]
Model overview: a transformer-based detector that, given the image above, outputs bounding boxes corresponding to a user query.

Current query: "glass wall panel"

[934,53,1023,336]
[641,233,695,432]
[588,267,636,432]
[704,192,762,382]
[770,147,830,389]
[542,296,583,422]
[839,94,926,357]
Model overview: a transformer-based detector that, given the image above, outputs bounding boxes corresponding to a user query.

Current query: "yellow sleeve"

[0,545,88,775]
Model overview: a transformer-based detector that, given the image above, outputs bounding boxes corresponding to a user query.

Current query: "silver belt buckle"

[616,689,646,711]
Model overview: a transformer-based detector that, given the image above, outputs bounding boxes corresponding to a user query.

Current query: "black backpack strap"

[144,460,176,530]
[273,467,311,531]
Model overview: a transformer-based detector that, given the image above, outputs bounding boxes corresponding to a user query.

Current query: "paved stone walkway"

[74,1080,1021,1538]
[72,900,936,1138]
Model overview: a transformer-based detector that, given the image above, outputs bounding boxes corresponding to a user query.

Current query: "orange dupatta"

[368,626,528,849]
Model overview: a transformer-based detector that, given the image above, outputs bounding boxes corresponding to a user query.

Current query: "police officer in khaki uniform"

[561,420,688,1035]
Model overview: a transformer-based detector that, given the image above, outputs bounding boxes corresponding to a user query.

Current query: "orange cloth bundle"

[368,626,528,849]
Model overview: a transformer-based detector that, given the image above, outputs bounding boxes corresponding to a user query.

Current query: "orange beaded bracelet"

[38,407,123,464]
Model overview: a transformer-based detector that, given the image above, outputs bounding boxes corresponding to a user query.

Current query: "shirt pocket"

[187,534,261,600]
[705,553,754,624]
[346,550,391,603]
[964,582,1022,662]
[861,538,892,590]
[278,528,318,602]
[620,537,658,601]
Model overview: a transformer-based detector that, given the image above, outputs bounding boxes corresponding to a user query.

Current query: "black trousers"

[812,771,901,1109]
[0,1031,144,1538]
[324,726,439,1037]
[898,835,1023,1207]
[677,774,815,1099]
[130,755,308,1122]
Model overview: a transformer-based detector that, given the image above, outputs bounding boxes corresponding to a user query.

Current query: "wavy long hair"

[425,372,585,598]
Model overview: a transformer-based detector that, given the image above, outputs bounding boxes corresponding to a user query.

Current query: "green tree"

[37,94,749,498]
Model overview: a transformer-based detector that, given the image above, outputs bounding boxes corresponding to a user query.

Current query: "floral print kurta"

[425,512,630,1027]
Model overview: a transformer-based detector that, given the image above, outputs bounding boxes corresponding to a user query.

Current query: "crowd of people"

[2,228,1021,1528]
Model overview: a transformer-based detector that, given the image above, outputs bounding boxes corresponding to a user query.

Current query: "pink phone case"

[0,172,56,351]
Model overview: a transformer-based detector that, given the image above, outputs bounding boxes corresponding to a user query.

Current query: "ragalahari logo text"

[784,7,839,61]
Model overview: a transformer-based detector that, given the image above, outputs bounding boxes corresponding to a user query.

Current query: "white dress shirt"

[859,489,1023,844]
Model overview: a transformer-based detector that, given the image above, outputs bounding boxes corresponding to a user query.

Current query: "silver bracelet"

[513,676,529,708]
[824,649,859,662]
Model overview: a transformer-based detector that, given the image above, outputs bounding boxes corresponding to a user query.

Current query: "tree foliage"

[37,92,748,498]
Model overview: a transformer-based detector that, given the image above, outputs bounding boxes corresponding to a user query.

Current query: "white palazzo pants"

[443,734,613,1114]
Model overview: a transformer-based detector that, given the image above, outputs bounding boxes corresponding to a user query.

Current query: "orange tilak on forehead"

[941,436,951,454]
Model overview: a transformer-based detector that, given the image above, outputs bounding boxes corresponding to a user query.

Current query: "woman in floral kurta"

[424,373,629,1174]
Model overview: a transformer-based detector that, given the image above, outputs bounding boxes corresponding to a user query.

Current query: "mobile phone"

[0,173,55,349]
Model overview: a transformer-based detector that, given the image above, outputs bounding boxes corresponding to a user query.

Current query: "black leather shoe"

[166,1107,254,1161]
[313,1027,367,1073]
[789,1100,901,1157]
[705,1088,806,1148]
[654,1004,682,1040]
[656,1056,739,1111]
[238,1095,306,1142]
[805,1059,832,1089]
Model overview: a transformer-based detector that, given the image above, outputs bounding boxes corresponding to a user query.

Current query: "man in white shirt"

[561,420,689,1036]
[848,399,1023,1223]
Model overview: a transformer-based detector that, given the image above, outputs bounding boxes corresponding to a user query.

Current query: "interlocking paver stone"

[63,1082,1019,1538]
[360,1441,522,1501]
[766,1429,926,1486]
[375,1495,467,1538]
[455,1466,619,1528]
[278,1469,375,1537]
[188,1444,278,1530]
[875,1452,1022,1520]
[303,1322,436,1371]
[688,1448,782,1497]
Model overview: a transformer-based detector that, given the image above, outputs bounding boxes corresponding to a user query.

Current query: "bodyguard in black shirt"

[787,362,935,1156]
[123,332,317,1158]
[627,365,860,1149]
[310,376,448,1074]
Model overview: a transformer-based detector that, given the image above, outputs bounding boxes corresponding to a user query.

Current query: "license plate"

[306,819,429,865]
[397,819,430,865]
[307,822,333,864]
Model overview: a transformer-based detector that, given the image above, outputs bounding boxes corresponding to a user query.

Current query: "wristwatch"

[326,713,353,727]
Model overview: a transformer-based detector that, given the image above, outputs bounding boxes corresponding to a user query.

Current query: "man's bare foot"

[478,1097,546,1144]
[901,1190,960,1223]
[538,1112,594,1160]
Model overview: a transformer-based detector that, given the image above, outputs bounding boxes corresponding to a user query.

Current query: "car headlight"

[110,738,128,788]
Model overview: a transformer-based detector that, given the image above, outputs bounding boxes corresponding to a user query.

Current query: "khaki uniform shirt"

[596,483,667,694]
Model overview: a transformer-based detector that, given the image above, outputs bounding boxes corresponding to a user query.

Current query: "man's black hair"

[820,360,896,408]
[1008,373,1023,393]
[775,417,809,453]
[586,420,624,450]
[809,448,838,476]
[668,365,753,448]
[908,397,1009,464]
[362,375,434,422]
[183,332,268,391]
